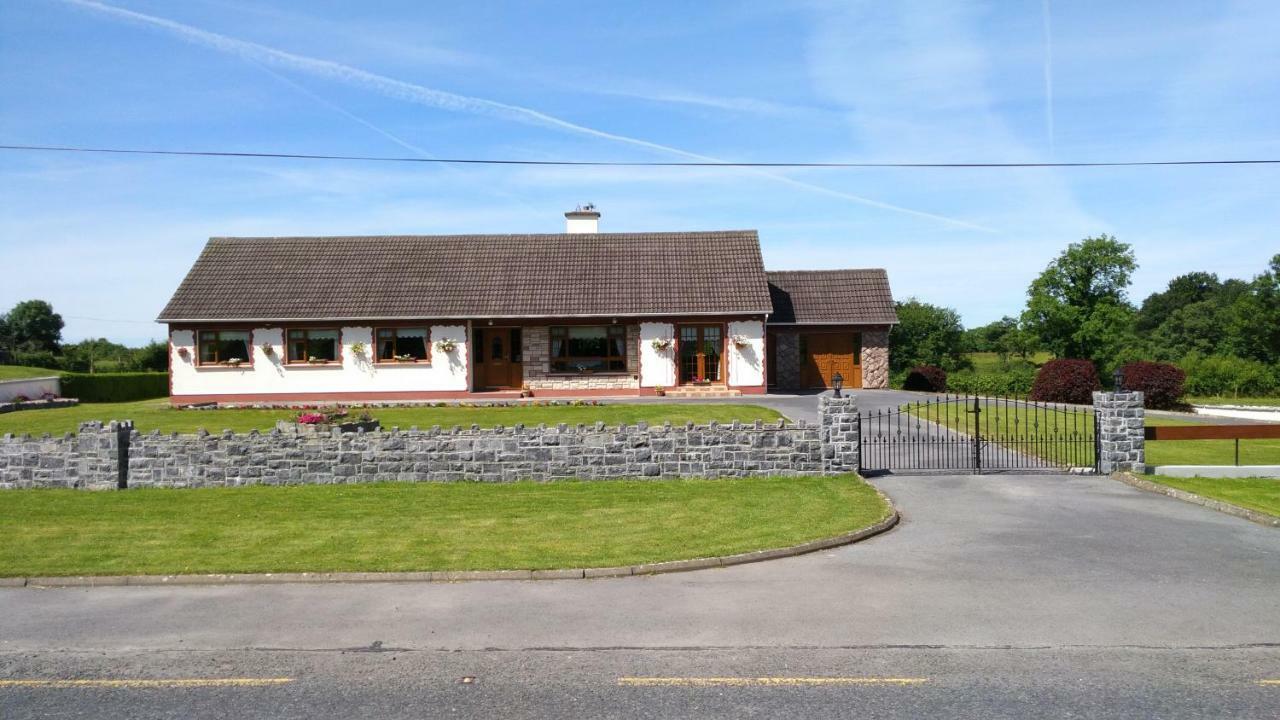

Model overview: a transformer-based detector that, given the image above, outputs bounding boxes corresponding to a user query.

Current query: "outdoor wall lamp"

[832,372,844,398]
[1113,368,1124,392]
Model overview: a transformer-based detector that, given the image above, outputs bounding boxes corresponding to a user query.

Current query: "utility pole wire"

[2,144,1278,168]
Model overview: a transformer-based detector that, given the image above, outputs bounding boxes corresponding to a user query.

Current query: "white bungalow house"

[158,208,896,404]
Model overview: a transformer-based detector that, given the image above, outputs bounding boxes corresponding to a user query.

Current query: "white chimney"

[564,203,600,234]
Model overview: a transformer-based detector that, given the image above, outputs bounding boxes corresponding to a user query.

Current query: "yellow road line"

[1259,679,1280,686]
[0,678,293,689]
[618,677,927,687]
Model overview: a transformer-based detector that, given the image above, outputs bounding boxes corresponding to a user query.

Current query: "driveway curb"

[10,510,900,589]
[1115,472,1279,528]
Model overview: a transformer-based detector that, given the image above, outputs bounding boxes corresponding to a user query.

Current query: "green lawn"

[1144,475,1280,518]
[0,400,786,436]
[0,475,890,577]
[1186,396,1280,407]
[904,400,1280,467]
[0,364,63,380]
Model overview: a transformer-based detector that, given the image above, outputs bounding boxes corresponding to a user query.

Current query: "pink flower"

[297,413,326,425]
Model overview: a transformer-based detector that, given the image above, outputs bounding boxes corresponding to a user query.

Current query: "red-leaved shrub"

[1120,361,1186,409]
[903,365,947,392]
[1029,359,1100,405]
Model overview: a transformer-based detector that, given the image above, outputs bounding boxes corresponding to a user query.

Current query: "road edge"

[1115,472,1280,528]
[8,505,900,589]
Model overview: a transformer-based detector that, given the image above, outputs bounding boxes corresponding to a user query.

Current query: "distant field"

[0,365,63,381]
[964,351,1051,372]
[1186,396,1280,407]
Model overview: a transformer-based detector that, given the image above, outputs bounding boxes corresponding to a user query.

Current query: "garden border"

[1115,472,1279,528]
[3,506,899,588]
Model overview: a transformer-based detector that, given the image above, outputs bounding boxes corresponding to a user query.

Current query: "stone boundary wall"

[1,399,860,489]
[0,421,128,490]
[1093,390,1145,474]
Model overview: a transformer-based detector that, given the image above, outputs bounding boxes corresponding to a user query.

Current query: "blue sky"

[1,0,1277,346]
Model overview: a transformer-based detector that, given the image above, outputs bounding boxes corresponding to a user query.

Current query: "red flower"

[297,413,326,424]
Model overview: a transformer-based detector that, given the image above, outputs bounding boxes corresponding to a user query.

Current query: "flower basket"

[260,343,274,355]
[650,338,673,351]
[307,356,328,365]
[730,334,751,348]
[394,354,417,363]
[220,358,244,368]
[350,342,366,356]
[434,339,457,353]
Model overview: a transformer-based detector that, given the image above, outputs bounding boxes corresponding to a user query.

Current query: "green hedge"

[1178,354,1278,397]
[945,367,1037,396]
[60,373,168,403]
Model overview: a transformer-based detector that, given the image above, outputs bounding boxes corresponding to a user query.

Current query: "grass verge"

[1143,475,1280,518]
[0,400,784,436]
[0,475,889,577]
[0,365,63,381]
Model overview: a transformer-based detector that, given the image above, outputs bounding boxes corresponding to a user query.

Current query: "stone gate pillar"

[1093,391,1145,474]
[819,396,860,474]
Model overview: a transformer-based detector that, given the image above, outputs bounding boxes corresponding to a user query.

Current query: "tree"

[1222,254,1280,364]
[1022,235,1136,368]
[130,341,170,372]
[890,299,968,373]
[1134,271,1221,333]
[5,300,64,353]
[63,337,132,373]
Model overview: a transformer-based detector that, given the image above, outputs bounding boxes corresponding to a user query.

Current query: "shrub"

[1178,354,1278,398]
[10,350,61,371]
[1029,359,1100,405]
[946,367,1037,396]
[902,365,947,392]
[60,372,168,403]
[1119,361,1185,409]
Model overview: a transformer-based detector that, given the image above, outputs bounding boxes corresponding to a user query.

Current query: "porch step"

[663,385,741,399]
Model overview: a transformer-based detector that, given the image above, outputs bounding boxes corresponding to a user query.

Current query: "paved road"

[3,470,1278,717]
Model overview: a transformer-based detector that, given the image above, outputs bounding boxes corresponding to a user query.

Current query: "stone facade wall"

[1093,391,1145,473]
[1,404,863,489]
[860,327,890,390]
[521,325,641,391]
[772,331,801,389]
[0,421,126,490]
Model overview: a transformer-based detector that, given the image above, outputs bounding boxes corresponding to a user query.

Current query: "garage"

[800,331,862,389]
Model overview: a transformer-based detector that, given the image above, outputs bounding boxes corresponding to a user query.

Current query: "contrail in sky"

[58,0,996,232]
[1042,0,1056,155]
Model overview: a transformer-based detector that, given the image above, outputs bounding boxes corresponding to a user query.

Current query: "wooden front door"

[474,327,523,389]
[800,332,862,389]
[677,325,724,385]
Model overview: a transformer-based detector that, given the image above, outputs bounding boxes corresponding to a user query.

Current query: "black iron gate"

[858,395,1099,474]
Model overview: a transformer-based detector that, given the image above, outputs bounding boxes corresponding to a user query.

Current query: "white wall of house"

[638,322,677,388]
[726,320,765,388]
[169,325,468,398]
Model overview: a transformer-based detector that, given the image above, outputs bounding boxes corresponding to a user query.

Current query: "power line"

[2,143,1278,169]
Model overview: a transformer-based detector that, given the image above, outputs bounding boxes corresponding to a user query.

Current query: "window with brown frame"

[196,330,251,366]
[549,325,626,373]
[375,327,430,362]
[286,329,340,364]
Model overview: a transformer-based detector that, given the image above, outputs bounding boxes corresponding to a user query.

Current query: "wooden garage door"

[800,332,862,389]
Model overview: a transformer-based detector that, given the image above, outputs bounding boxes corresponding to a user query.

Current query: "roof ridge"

[209,230,760,241]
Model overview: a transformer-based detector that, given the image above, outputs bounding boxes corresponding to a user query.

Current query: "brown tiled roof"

[766,269,898,325]
[158,232,773,321]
